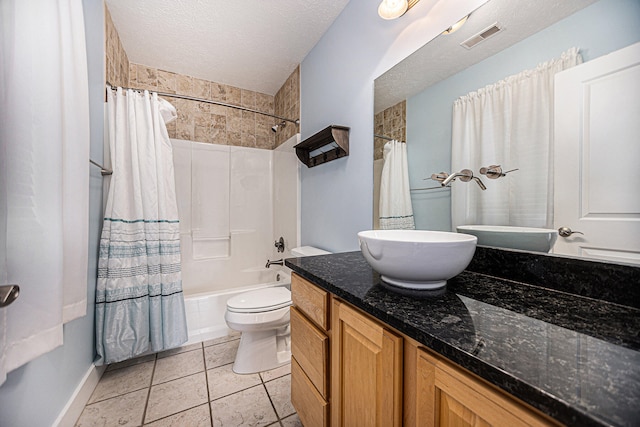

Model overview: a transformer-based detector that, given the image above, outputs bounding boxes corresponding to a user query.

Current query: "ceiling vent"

[461,22,504,50]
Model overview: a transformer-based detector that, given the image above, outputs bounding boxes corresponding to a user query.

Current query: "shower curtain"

[96,88,187,365]
[451,47,582,229]
[379,140,415,230]
[0,0,89,386]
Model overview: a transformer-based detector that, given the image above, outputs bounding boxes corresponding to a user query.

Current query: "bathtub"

[182,268,291,345]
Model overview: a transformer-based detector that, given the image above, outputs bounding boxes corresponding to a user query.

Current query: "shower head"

[271,121,287,132]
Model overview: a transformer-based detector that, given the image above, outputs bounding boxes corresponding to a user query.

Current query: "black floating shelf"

[294,125,350,168]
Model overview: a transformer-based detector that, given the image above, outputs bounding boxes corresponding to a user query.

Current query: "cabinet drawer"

[291,273,329,330]
[291,306,329,398]
[291,356,329,427]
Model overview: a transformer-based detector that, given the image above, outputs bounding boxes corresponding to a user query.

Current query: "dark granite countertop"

[285,251,640,427]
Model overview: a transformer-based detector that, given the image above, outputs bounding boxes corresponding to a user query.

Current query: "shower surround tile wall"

[274,66,301,147]
[374,100,406,160]
[105,5,129,88]
[129,63,278,150]
[104,5,300,152]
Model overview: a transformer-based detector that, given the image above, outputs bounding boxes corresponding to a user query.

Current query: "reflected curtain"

[379,140,415,230]
[96,88,187,365]
[0,0,89,385]
[451,48,582,229]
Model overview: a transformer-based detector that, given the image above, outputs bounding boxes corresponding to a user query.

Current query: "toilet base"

[232,325,291,374]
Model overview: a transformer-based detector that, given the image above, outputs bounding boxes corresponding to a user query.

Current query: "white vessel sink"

[456,225,558,253]
[358,230,477,290]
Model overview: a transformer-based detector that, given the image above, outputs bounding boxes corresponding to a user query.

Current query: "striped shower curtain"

[96,87,188,365]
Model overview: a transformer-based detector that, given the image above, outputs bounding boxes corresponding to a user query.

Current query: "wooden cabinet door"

[331,299,403,427]
[414,348,557,427]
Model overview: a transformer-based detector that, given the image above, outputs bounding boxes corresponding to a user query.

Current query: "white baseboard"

[53,363,106,427]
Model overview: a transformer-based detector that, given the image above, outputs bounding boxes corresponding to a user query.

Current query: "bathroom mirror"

[373,0,640,264]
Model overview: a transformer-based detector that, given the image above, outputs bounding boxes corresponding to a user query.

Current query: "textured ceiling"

[375,0,598,112]
[105,0,350,95]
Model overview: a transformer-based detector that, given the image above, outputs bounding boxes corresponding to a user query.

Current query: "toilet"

[224,246,331,374]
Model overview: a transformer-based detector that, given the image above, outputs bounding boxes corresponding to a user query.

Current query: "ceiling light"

[442,15,470,35]
[378,0,408,20]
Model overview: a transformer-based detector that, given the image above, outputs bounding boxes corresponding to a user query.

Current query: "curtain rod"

[106,83,300,125]
[374,133,405,143]
[410,186,450,192]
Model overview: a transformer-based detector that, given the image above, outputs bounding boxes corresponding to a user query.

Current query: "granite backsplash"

[467,246,640,309]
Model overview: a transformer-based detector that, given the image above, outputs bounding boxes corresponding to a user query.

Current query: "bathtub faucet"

[265,259,284,268]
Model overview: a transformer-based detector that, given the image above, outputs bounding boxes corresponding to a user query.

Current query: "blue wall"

[407,0,640,231]
[0,1,103,425]
[299,0,487,252]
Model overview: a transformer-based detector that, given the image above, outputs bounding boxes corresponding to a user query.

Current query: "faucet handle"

[429,172,449,183]
[480,165,519,179]
[274,237,285,253]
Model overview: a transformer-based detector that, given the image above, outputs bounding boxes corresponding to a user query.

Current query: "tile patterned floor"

[76,332,302,426]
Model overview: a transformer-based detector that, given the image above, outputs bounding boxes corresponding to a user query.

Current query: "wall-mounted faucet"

[431,169,486,190]
[441,169,473,186]
[274,237,285,253]
[265,259,284,268]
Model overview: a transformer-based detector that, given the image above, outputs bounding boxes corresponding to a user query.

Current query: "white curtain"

[0,0,90,385]
[96,88,187,365]
[379,140,415,230]
[451,48,582,229]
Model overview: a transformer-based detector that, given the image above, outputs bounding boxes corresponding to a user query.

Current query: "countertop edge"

[286,260,611,427]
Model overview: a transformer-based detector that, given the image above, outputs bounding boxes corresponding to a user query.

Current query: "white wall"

[299,0,487,252]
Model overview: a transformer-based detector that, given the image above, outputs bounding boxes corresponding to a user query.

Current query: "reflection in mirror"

[373,0,640,264]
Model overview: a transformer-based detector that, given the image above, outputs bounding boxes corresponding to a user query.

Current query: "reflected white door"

[553,42,640,264]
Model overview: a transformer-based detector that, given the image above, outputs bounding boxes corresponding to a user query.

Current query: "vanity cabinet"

[290,274,330,427]
[291,273,558,427]
[405,343,559,427]
[331,298,403,427]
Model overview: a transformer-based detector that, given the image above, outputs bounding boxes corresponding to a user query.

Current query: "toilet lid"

[226,287,292,313]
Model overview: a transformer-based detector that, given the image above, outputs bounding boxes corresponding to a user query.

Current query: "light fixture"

[442,14,470,35]
[378,0,408,20]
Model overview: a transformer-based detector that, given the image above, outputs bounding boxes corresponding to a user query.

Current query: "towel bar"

[89,159,112,176]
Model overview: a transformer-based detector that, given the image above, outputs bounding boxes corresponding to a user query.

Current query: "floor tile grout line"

[209,381,265,403]
[262,380,282,424]
[139,353,158,425]
[202,343,215,427]
[156,345,206,360]
[203,337,241,349]
[142,344,210,425]
[150,367,207,387]
[142,402,211,425]
[202,335,241,349]
[84,386,151,406]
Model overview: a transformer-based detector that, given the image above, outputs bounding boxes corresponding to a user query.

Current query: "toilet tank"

[291,246,331,257]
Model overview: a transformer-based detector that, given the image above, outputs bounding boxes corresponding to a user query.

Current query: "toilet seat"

[226,287,292,313]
